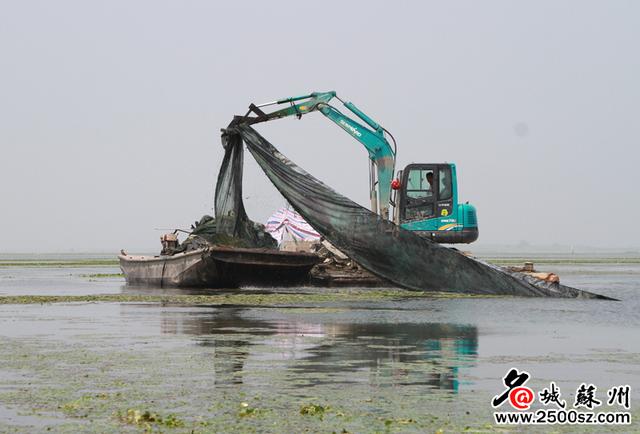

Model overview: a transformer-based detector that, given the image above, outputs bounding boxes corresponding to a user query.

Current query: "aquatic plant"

[118,409,185,429]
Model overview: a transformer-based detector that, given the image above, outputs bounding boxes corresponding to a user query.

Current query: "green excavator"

[238,91,478,244]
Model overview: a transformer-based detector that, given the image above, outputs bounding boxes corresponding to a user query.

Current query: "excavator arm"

[236,91,396,219]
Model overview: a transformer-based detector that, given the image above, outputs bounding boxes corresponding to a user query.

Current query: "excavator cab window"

[403,167,436,220]
[438,167,452,201]
[406,168,435,198]
[400,164,455,222]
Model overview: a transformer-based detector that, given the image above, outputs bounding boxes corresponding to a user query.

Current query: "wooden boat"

[119,245,320,288]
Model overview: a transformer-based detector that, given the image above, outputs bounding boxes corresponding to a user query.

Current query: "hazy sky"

[1,1,638,253]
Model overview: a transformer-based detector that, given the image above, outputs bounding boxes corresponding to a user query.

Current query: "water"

[0,257,638,432]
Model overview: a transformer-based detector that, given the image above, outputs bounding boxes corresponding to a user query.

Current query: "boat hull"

[119,246,319,288]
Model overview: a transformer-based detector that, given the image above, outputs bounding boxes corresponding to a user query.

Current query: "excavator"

[237,91,478,244]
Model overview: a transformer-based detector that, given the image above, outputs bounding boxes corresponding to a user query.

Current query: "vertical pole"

[370,160,378,215]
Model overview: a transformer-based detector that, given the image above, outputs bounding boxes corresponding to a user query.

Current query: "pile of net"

[169,215,276,255]
[219,121,611,300]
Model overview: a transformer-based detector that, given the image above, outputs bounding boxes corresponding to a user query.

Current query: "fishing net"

[220,122,609,299]
[213,131,275,248]
[171,132,277,255]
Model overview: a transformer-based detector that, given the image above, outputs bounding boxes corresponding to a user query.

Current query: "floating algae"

[0,289,486,306]
[0,316,498,433]
[0,259,118,267]
[80,273,124,279]
[1,271,637,434]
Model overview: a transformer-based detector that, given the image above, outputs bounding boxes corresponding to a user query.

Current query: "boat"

[119,245,320,288]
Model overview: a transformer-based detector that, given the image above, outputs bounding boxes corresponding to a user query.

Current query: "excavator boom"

[238,91,396,218]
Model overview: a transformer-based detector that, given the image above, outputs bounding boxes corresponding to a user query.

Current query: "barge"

[119,245,320,288]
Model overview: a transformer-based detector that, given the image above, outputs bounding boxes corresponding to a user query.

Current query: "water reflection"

[149,306,477,392]
[293,322,477,391]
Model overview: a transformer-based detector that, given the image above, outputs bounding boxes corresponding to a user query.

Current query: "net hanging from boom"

[216,121,609,299]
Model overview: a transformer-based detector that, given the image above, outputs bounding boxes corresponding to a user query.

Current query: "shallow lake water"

[0,256,638,432]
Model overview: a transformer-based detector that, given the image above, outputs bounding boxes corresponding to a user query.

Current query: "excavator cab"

[394,163,478,244]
